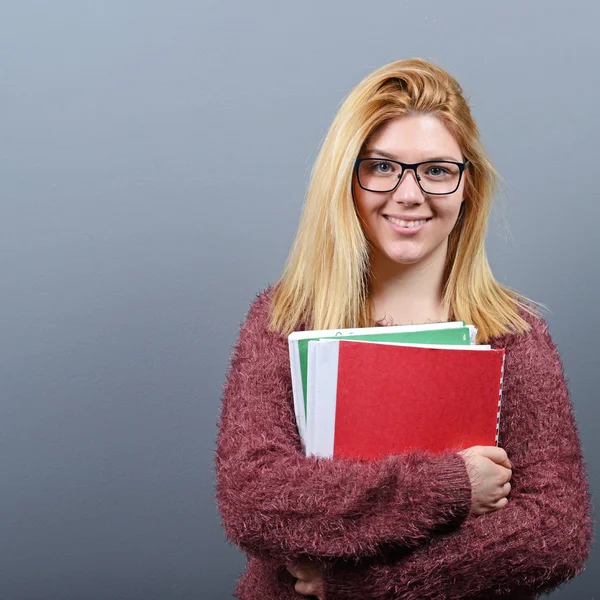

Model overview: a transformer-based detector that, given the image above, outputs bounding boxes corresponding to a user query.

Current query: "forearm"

[217,435,471,561]
[323,462,591,599]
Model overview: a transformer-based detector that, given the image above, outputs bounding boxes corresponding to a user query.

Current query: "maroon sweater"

[215,287,592,599]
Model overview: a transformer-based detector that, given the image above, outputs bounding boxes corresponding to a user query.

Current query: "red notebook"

[307,340,505,459]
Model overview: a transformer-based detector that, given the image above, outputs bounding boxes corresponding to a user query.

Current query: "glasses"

[355,158,470,195]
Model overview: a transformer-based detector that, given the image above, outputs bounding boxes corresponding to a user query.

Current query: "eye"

[419,162,460,180]
[426,165,451,177]
[369,161,397,174]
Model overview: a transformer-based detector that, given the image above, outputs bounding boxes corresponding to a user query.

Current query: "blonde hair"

[269,58,543,343]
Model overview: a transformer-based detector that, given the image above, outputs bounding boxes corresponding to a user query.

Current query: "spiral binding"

[495,351,506,446]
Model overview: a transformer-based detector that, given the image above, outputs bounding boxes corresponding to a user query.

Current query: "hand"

[458,445,513,517]
[286,558,325,599]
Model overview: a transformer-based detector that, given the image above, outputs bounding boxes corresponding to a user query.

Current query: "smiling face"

[353,114,466,269]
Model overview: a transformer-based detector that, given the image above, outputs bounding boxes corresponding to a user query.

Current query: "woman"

[215,58,592,599]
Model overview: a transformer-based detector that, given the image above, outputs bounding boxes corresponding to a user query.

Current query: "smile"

[384,216,432,228]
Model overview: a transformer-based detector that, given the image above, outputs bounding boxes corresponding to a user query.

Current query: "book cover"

[308,340,505,459]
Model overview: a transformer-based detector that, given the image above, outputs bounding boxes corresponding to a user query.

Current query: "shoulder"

[490,305,553,350]
[235,284,286,346]
[514,307,553,343]
[491,306,563,381]
[227,286,290,379]
[242,285,276,327]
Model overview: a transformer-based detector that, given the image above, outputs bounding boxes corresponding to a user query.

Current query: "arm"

[215,288,472,562]
[323,314,593,599]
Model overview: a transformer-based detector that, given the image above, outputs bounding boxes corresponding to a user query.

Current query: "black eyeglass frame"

[354,158,471,195]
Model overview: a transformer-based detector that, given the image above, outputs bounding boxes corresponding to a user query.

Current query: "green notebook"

[288,322,477,442]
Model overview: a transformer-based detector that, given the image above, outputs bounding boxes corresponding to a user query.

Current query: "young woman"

[215,58,592,599]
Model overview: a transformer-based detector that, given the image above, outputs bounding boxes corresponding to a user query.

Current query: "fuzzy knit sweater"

[215,286,592,600]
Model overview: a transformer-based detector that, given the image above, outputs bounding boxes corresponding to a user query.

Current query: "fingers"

[495,497,509,509]
[500,465,512,484]
[288,562,323,598]
[491,482,511,510]
[286,563,299,578]
[460,445,512,469]
[478,446,512,470]
[295,579,320,596]
[287,563,309,580]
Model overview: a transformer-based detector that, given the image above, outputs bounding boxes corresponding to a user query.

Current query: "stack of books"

[288,322,505,459]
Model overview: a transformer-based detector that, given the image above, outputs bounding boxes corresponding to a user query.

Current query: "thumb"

[479,446,512,469]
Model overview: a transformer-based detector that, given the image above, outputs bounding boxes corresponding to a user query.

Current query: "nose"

[391,168,425,204]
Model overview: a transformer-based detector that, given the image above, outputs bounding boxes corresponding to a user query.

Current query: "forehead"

[365,114,462,160]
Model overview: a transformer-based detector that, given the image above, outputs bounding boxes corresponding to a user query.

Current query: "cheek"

[433,198,463,223]
[352,187,375,223]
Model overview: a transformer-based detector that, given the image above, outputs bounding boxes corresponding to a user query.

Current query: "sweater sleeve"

[323,313,593,599]
[215,288,472,563]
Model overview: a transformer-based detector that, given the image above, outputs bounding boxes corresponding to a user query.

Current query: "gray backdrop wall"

[1,1,597,598]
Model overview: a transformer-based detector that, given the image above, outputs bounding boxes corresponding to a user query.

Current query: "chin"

[386,254,424,265]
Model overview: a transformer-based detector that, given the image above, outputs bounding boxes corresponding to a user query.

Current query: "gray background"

[1,1,597,598]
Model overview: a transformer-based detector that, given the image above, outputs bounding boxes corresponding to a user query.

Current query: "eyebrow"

[362,148,462,162]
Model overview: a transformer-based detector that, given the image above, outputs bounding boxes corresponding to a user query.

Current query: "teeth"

[386,216,429,228]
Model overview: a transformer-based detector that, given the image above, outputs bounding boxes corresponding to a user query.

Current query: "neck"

[369,243,450,325]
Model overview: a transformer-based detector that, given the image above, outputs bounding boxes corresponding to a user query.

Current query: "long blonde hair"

[269,58,542,343]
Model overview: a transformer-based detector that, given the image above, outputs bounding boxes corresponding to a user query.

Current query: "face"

[353,114,466,269]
